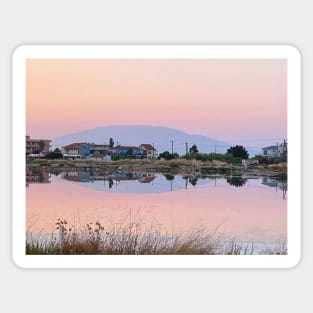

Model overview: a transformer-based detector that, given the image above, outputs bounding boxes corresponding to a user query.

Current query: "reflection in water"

[262,177,288,200]
[26,169,51,187]
[26,170,288,246]
[26,170,288,199]
[226,176,247,188]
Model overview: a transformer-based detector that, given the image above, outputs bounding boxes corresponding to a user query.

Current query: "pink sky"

[26,59,287,144]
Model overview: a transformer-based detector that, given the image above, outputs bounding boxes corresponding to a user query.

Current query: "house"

[139,144,157,159]
[61,143,83,159]
[262,145,278,157]
[88,144,110,155]
[262,141,287,159]
[26,135,51,156]
[110,145,144,158]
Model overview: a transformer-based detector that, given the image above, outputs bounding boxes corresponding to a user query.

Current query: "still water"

[26,171,287,245]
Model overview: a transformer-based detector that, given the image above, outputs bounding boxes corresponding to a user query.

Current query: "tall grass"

[26,219,287,255]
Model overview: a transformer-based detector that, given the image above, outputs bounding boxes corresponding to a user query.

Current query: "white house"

[262,146,278,157]
[61,143,82,159]
[262,141,287,159]
[139,144,157,159]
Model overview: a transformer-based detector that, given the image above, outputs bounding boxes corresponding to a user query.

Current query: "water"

[26,171,287,246]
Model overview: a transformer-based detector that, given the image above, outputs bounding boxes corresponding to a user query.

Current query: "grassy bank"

[26,158,287,178]
[26,219,287,255]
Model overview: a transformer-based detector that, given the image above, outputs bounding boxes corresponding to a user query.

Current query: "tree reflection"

[189,177,198,186]
[164,174,175,181]
[108,178,114,189]
[226,176,247,188]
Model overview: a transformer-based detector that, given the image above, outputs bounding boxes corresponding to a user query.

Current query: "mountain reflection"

[26,170,287,199]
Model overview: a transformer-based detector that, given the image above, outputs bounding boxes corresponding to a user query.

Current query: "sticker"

[12,45,301,268]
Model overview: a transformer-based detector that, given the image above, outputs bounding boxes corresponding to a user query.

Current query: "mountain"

[52,125,260,156]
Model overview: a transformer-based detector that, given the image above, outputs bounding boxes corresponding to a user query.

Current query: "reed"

[26,219,287,255]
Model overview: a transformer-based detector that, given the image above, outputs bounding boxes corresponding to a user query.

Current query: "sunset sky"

[26,59,287,146]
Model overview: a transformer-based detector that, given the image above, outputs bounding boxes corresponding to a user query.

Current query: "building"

[262,141,287,159]
[61,143,83,159]
[262,145,278,157]
[139,144,157,159]
[26,135,51,155]
[61,142,111,158]
[88,144,110,155]
[110,145,145,158]
[60,142,157,159]
[26,168,50,187]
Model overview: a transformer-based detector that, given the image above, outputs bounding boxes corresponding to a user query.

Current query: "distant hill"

[52,125,260,156]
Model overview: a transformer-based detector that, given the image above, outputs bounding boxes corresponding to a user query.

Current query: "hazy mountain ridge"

[52,125,260,156]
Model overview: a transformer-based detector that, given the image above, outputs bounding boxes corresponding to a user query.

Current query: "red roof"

[138,176,156,183]
[140,144,155,151]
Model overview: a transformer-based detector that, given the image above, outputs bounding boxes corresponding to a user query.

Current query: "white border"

[12,45,301,268]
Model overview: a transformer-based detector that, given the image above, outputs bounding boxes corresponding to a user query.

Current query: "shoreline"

[26,159,287,179]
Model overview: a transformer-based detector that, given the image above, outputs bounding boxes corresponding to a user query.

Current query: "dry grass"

[26,219,287,255]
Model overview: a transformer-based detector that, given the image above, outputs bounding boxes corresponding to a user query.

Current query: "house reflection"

[262,177,287,199]
[61,171,156,184]
[26,169,51,187]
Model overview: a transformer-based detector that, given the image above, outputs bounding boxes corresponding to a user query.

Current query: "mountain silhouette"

[52,125,232,155]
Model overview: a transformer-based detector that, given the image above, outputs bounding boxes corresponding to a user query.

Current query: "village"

[26,135,287,166]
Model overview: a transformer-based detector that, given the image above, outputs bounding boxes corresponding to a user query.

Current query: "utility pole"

[152,142,155,159]
[214,144,216,154]
[283,138,287,162]
[185,142,188,157]
[170,140,174,155]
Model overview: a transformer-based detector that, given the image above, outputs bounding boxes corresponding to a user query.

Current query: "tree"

[158,151,179,160]
[109,138,114,148]
[227,145,249,159]
[158,151,171,160]
[189,144,199,154]
[45,148,63,159]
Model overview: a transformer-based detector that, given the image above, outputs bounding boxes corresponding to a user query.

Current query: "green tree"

[45,148,63,159]
[109,138,114,148]
[158,151,171,160]
[227,145,249,159]
[189,144,199,154]
[158,151,179,160]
